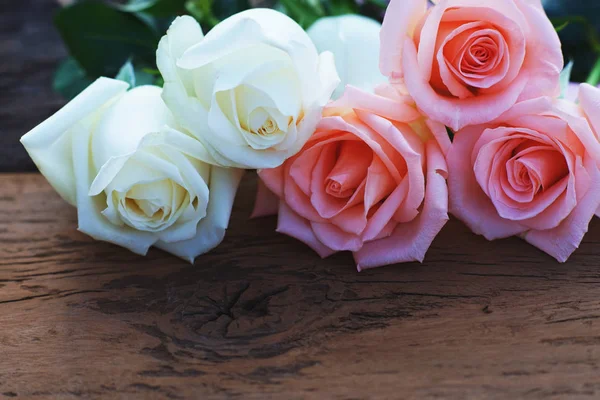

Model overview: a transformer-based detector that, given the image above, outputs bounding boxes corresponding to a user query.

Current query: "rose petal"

[355,110,426,219]
[362,177,410,242]
[439,7,526,94]
[523,155,600,262]
[329,205,368,236]
[276,203,336,258]
[403,38,528,131]
[311,221,364,252]
[20,78,129,206]
[379,0,428,78]
[417,0,527,83]
[252,178,280,218]
[426,119,452,156]
[354,140,449,270]
[156,167,244,262]
[73,113,157,256]
[307,15,387,99]
[514,0,563,100]
[448,125,527,239]
[328,85,421,122]
[579,83,600,140]
[258,164,285,198]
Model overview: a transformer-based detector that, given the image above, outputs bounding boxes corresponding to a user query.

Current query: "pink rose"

[575,84,600,119]
[562,83,600,103]
[253,86,449,270]
[565,82,580,103]
[447,96,600,262]
[380,0,563,131]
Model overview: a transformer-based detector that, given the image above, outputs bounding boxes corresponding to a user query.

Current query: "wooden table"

[1,173,600,399]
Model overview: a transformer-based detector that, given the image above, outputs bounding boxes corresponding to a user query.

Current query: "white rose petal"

[20,77,129,205]
[308,15,387,100]
[156,166,244,263]
[21,78,242,262]
[157,10,340,170]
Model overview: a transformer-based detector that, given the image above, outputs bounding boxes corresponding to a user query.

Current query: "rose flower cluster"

[21,1,600,270]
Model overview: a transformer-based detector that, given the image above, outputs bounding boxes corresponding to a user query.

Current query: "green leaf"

[324,0,359,15]
[185,0,220,27]
[115,60,137,86]
[135,68,157,86]
[553,20,570,33]
[586,57,600,87]
[558,60,574,99]
[212,0,252,20]
[55,1,159,77]
[278,0,324,29]
[115,0,187,17]
[142,68,162,75]
[365,0,388,8]
[116,0,158,12]
[185,0,251,27]
[154,75,165,87]
[53,58,94,100]
[115,60,158,88]
[550,16,600,53]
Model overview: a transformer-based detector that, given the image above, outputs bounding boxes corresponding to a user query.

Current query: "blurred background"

[1,0,599,172]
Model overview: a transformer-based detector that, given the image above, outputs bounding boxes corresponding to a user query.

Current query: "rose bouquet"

[21,0,600,270]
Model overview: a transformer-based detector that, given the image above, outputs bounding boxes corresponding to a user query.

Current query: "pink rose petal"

[523,155,600,262]
[355,140,449,270]
[448,125,527,239]
[277,203,336,259]
[403,38,528,131]
[380,0,428,78]
[251,178,280,218]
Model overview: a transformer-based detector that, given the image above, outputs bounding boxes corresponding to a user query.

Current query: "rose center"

[500,140,570,205]
[324,141,372,199]
[461,37,498,73]
[325,178,353,198]
[117,180,189,229]
[510,160,538,193]
[126,198,168,219]
[439,22,509,94]
[248,108,281,137]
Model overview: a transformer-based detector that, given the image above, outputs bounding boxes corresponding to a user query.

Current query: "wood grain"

[1,173,600,399]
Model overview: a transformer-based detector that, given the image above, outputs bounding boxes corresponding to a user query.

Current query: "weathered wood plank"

[1,173,600,399]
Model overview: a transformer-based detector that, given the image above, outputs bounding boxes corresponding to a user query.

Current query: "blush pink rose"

[447,96,600,262]
[380,0,563,131]
[577,84,600,139]
[253,85,449,270]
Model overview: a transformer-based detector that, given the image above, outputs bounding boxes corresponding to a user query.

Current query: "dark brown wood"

[1,173,600,399]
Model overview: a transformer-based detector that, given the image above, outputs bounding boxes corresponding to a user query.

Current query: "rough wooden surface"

[1,173,600,399]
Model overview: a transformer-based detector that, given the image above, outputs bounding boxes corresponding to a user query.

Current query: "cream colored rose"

[156,10,340,169]
[21,78,243,262]
[308,15,387,100]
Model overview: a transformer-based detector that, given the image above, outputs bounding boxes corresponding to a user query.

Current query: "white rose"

[308,15,387,100]
[21,78,243,262]
[157,10,340,169]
